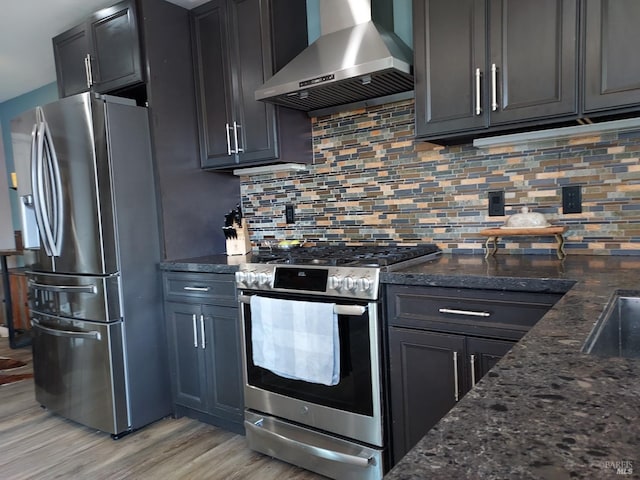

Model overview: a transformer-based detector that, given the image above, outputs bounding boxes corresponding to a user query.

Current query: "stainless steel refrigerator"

[11,92,170,437]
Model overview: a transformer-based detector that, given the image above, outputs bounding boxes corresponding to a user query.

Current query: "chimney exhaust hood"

[255,0,413,113]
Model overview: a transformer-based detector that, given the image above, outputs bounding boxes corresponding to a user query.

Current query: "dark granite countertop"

[159,254,246,274]
[159,252,638,478]
[383,254,640,480]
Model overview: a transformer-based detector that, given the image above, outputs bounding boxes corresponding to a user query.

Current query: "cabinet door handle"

[183,286,210,292]
[474,68,482,115]
[453,351,459,402]
[470,354,477,388]
[439,308,491,317]
[200,314,206,349]
[226,123,233,155]
[233,121,244,153]
[491,63,498,111]
[84,54,93,88]
[192,313,198,348]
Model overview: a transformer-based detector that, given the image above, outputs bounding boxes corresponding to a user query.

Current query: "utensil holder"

[226,219,252,256]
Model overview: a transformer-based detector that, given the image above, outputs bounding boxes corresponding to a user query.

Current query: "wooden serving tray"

[479,226,568,259]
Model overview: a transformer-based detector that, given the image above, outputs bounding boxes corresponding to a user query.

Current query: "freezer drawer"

[31,312,129,435]
[28,271,121,322]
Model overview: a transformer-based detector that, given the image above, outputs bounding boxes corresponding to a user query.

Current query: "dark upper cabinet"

[488,0,578,125]
[53,24,92,98]
[414,0,578,141]
[191,0,234,167]
[414,0,487,137]
[53,0,143,98]
[191,0,311,170]
[583,0,640,113]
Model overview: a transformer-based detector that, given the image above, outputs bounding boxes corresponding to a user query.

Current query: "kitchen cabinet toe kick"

[480,227,568,259]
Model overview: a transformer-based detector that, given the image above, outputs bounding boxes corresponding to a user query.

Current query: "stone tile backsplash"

[238,99,640,255]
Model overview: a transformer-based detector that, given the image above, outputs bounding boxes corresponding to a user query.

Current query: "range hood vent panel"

[255,0,413,113]
[266,70,414,112]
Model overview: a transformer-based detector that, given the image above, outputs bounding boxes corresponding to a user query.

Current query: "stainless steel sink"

[582,290,640,359]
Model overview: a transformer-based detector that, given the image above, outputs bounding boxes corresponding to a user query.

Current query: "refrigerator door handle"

[35,121,57,256]
[33,107,64,258]
[32,318,102,340]
[28,280,98,295]
[42,116,64,256]
[31,118,53,256]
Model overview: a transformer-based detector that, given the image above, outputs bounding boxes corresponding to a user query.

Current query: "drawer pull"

[192,314,198,348]
[491,63,498,111]
[200,314,206,350]
[474,67,482,115]
[183,286,210,292]
[470,354,477,387]
[439,308,490,317]
[453,351,459,402]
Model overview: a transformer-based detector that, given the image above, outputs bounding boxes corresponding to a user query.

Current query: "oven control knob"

[258,272,272,287]
[329,275,342,290]
[343,276,356,292]
[235,271,247,285]
[246,271,258,286]
[357,277,372,292]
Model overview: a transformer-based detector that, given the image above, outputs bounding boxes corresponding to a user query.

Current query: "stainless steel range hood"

[255,0,413,113]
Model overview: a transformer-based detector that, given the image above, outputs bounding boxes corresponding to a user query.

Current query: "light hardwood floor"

[0,340,325,480]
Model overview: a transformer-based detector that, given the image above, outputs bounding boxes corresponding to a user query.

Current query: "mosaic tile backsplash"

[239,99,640,255]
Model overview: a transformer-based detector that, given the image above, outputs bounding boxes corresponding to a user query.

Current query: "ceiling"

[0,0,207,104]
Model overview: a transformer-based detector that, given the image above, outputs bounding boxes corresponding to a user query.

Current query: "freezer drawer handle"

[29,281,97,295]
[244,418,376,468]
[32,319,101,340]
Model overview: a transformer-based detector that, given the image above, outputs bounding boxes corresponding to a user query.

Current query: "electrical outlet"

[488,191,505,216]
[562,185,582,214]
[285,204,295,224]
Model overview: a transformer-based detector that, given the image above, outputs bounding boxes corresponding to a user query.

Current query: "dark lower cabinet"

[386,284,563,464]
[163,271,243,434]
[166,302,209,412]
[388,327,514,463]
[583,0,640,113]
[389,328,465,463]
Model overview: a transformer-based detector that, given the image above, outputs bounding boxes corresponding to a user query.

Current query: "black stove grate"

[251,244,440,267]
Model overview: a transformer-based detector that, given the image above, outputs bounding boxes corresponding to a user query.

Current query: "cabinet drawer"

[387,285,563,340]
[163,272,236,305]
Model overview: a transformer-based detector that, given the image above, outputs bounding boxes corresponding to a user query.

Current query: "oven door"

[239,292,384,448]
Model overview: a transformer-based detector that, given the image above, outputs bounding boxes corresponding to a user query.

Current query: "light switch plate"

[285,204,295,224]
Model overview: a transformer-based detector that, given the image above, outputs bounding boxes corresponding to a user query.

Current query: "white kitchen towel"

[250,296,340,386]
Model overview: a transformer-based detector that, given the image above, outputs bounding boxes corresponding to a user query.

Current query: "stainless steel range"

[236,244,440,480]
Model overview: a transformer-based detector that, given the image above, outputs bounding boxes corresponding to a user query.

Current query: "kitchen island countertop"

[382,254,640,480]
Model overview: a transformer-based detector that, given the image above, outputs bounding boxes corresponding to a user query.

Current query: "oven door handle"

[238,295,366,316]
[244,418,376,468]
